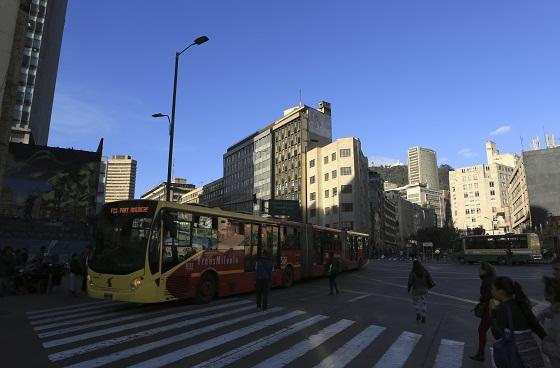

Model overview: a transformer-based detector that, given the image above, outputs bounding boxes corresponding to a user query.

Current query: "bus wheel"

[282,266,294,288]
[458,257,465,265]
[196,273,217,304]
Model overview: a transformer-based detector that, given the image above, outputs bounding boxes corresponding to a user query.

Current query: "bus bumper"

[87,285,159,303]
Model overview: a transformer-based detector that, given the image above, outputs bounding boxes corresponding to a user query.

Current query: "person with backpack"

[407,260,435,324]
[326,251,340,295]
[255,249,273,311]
[490,276,546,368]
[470,262,497,362]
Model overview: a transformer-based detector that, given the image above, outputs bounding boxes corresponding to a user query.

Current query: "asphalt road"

[0,260,554,368]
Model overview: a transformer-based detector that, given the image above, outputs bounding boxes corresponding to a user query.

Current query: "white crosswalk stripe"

[25,299,473,368]
[433,339,464,368]
[313,324,386,368]
[373,331,422,368]
[26,300,116,315]
[252,319,355,368]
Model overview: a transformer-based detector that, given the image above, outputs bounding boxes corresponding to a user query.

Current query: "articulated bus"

[87,200,368,303]
[452,233,542,265]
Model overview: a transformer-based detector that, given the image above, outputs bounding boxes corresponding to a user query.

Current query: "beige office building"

[105,155,137,203]
[306,137,370,232]
[140,178,194,202]
[449,142,516,233]
[407,146,439,189]
[179,186,203,204]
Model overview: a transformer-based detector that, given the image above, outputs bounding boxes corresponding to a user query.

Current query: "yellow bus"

[87,200,368,303]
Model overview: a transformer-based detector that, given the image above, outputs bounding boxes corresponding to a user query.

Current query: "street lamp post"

[153,35,209,202]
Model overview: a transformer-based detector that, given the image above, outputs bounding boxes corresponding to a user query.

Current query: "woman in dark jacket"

[407,260,433,323]
[470,262,496,362]
[490,276,546,368]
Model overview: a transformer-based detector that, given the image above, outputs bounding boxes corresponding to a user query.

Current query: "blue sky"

[49,0,560,195]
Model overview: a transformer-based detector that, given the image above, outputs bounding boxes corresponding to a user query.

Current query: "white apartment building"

[450,142,516,233]
[407,146,439,189]
[105,155,137,203]
[306,137,370,233]
[179,186,204,204]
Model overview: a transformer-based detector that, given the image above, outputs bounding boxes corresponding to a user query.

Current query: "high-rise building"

[200,178,224,208]
[7,0,68,145]
[105,155,137,203]
[368,170,385,250]
[407,146,439,189]
[449,142,516,234]
[508,145,560,233]
[306,137,370,232]
[140,178,194,203]
[222,101,332,216]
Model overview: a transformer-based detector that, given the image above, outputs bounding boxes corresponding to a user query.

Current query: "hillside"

[369,164,453,190]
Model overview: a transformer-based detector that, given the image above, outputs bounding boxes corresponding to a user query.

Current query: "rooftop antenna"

[299,89,302,107]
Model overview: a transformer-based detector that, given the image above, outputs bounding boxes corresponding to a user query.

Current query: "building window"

[325,207,331,215]
[490,190,495,196]
[490,182,495,187]
[310,192,316,201]
[341,185,353,194]
[341,167,352,176]
[310,159,315,168]
[310,176,315,184]
[325,190,329,198]
[341,203,353,212]
[340,149,351,157]
[475,191,480,197]
[332,152,336,161]
[341,221,353,230]
[310,209,317,217]
[466,209,470,214]
[464,193,468,198]
[324,173,329,181]
[324,156,329,164]
[332,187,338,196]
[332,205,338,214]
[332,170,337,179]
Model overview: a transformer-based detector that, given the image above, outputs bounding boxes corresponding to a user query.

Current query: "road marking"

[252,319,355,368]
[313,324,385,368]
[38,299,251,338]
[28,302,128,322]
[49,303,259,363]
[127,310,306,368]
[26,301,116,315]
[30,305,132,326]
[373,331,422,368]
[433,339,464,368]
[194,315,329,368]
[43,299,252,348]
[348,294,373,303]
[34,308,143,331]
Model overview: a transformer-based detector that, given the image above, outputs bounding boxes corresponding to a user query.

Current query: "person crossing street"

[327,251,340,295]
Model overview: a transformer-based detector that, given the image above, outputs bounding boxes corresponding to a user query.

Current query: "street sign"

[268,200,300,219]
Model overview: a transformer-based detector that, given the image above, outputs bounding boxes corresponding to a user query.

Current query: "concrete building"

[179,187,203,204]
[407,146,439,189]
[96,156,108,212]
[8,0,68,145]
[508,146,560,233]
[200,178,224,208]
[398,183,445,227]
[140,178,194,203]
[306,137,369,232]
[449,142,516,234]
[105,155,137,203]
[383,195,398,248]
[368,170,385,250]
[222,101,332,216]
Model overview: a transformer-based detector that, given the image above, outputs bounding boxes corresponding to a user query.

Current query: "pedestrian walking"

[407,260,435,323]
[68,253,82,297]
[490,276,546,368]
[539,276,560,368]
[326,251,340,295]
[255,249,273,311]
[470,262,496,362]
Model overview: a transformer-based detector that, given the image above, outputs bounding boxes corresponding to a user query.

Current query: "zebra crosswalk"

[25,298,473,368]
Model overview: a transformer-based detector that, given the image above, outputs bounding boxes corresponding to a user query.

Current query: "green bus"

[452,233,542,265]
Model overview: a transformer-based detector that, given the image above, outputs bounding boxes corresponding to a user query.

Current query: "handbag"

[474,302,487,318]
[492,304,524,368]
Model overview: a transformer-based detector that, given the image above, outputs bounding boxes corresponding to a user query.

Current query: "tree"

[410,226,461,250]
[370,165,408,187]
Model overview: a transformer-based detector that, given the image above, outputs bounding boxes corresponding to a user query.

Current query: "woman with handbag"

[407,260,435,324]
[470,262,496,362]
[490,276,547,368]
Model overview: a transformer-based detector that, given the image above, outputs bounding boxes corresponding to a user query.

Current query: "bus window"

[280,226,300,250]
[267,225,279,267]
[218,218,245,250]
[261,225,269,256]
[313,231,324,265]
[162,211,193,273]
[244,224,258,272]
[192,215,217,251]
[148,215,161,275]
[333,233,341,251]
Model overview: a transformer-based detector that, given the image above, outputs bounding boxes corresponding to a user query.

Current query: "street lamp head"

[152,113,165,118]
[194,36,209,45]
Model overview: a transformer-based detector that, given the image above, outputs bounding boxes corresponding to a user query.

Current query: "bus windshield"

[91,203,156,275]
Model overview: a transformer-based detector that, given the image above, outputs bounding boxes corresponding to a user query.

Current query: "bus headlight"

[87,274,92,285]
[131,277,143,290]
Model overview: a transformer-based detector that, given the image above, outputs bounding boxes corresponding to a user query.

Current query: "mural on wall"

[0,141,102,244]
